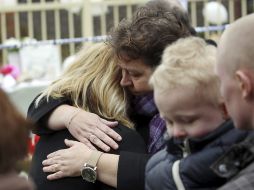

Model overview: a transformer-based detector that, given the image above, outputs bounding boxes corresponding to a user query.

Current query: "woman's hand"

[42,139,92,180]
[67,108,121,151]
[49,105,122,151]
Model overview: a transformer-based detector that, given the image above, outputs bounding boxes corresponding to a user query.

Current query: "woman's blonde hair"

[150,37,222,107]
[37,42,133,128]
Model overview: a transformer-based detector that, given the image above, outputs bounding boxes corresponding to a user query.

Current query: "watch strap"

[87,151,103,167]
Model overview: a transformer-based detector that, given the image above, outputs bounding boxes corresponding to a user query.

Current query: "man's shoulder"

[211,133,254,179]
[218,162,254,190]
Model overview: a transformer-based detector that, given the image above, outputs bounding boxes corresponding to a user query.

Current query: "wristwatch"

[81,151,103,183]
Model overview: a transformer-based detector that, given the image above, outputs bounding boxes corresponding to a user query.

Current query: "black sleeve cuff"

[117,151,151,190]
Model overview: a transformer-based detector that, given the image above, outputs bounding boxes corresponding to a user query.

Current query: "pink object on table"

[0,65,20,79]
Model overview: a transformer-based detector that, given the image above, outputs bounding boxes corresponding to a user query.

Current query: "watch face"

[81,166,97,183]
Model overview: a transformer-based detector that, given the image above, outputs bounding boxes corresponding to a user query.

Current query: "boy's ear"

[235,70,253,99]
[219,103,229,120]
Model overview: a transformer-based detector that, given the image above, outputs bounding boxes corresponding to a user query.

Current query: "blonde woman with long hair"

[29,43,146,190]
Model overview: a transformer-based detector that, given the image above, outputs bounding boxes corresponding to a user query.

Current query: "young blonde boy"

[145,37,249,190]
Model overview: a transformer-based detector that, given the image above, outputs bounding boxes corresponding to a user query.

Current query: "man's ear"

[219,103,229,120]
[235,70,253,99]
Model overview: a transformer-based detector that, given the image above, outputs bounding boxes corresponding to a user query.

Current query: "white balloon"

[203,2,228,24]
[59,0,108,15]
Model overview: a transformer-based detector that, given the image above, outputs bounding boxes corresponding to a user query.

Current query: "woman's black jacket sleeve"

[27,95,71,135]
[117,152,151,190]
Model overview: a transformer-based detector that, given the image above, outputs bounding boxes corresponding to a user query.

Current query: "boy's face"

[154,87,225,139]
[118,58,153,96]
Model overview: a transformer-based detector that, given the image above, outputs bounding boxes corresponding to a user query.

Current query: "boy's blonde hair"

[36,42,133,129]
[150,37,222,107]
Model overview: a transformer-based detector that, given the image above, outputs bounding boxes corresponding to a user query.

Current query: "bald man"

[212,14,254,190]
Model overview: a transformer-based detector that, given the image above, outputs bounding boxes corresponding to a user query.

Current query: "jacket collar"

[167,119,234,156]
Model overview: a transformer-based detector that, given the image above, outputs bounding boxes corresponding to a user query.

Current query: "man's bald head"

[216,13,254,130]
[218,13,254,74]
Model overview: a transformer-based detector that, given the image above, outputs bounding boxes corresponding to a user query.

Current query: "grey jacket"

[218,162,254,190]
[213,133,254,190]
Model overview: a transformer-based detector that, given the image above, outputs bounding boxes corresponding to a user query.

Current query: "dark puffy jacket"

[145,120,249,190]
[212,133,254,190]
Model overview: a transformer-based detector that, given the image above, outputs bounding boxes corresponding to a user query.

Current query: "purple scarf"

[132,93,166,154]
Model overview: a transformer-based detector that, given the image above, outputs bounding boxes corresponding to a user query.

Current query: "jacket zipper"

[182,138,191,158]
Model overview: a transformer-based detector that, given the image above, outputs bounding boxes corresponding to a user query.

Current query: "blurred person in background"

[0,88,34,190]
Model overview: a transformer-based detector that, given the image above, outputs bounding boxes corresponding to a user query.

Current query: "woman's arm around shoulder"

[27,95,71,135]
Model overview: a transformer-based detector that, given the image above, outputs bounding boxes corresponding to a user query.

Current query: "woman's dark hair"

[110,0,195,67]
